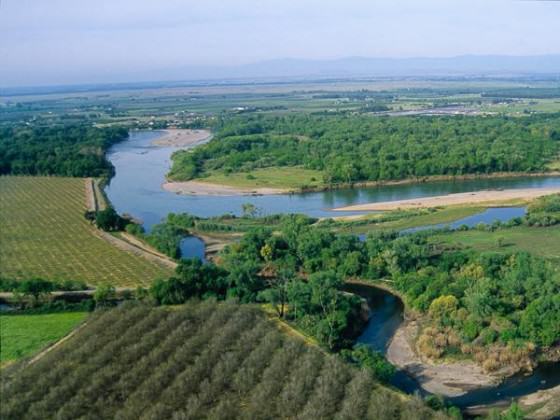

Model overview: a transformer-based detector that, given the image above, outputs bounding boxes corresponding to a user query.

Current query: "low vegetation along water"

[105,130,560,410]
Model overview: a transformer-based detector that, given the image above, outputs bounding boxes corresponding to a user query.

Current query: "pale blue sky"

[1,0,559,86]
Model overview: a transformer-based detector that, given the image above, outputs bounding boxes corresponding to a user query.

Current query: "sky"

[1,0,559,87]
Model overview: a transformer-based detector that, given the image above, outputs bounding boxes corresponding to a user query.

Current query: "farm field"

[0,311,88,366]
[0,176,173,287]
[0,301,444,419]
[433,225,560,267]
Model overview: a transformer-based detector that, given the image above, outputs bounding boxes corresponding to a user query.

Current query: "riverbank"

[519,384,560,419]
[151,129,212,147]
[386,319,501,397]
[162,180,288,196]
[163,171,560,196]
[347,280,501,397]
[334,187,560,212]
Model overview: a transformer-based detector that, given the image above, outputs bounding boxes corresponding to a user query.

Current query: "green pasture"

[433,225,560,267]
[0,311,88,365]
[200,166,325,190]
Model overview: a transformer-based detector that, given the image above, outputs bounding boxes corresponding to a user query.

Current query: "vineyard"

[0,176,173,287]
[0,301,445,420]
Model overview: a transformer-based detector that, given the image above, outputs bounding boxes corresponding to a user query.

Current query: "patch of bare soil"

[151,129,212,147]
[162,180,287,196]
[386,320,499,397]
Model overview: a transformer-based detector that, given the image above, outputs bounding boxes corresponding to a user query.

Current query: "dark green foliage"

[3,299,95,314]
[165,212,197,229]
[17,278,53,300]
[150,258,228,304]
[341,344,396,382]
[215,223,367,349]
[0,278,93,312]
[94,207,127,231]
[0,277,88,293]
[0,302,444,420]
[93,284,116,307]
[519,294,560,347]
[0,124,128,177]
[169,114,560,183]
[144,223,186,259]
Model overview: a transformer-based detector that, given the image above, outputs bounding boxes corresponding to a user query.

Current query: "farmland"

[0,301,445,419]
[0,176,173,287]
[0,311,88,366]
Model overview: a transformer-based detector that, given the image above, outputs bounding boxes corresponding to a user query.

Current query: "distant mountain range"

[3,55,560,96]
[167,55,560,80]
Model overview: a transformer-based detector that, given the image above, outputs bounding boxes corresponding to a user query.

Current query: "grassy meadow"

[200,166,324,190]
[0,311,88,366]
[0,176,173,287]
[433,225,560,267]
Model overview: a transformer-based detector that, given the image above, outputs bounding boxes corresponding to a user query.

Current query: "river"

[347,283,560,410]
[105,130,560,410]
[105,130,560,230]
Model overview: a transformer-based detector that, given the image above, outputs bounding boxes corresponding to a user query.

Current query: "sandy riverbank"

[162,180,287,196]
[386,320,500,397]
[519,384,560,419]
[151,129,212,147]
[334,187,560,212]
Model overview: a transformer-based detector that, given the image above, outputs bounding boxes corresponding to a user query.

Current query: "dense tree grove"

[151,211,559,368]
[524,193,560,226]
[0,301,447,420]
[0,124,128,177]
[169,114,560,184]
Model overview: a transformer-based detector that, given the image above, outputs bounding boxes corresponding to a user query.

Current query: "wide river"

[105,130,560,410]
[105,130,560,229]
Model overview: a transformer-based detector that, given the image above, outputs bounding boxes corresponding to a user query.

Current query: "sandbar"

[151,129,212,147]
[334,188,560,212]
[162,180,286,196]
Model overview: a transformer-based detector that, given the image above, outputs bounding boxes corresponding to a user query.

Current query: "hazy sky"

[1,0,559,87]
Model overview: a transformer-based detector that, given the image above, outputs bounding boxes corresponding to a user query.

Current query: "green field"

[199,166,324,190]
[0,176,173,287]
[433,225,560,266]
[0,311,87,365]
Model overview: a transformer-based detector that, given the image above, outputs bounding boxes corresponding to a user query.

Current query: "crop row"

[0,176,172,286]
[1,301,445,419]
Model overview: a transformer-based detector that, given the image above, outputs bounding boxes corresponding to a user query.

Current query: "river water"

[105,130,560,230]
[105,130,560,409]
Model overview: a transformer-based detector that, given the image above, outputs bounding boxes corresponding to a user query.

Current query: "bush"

[95,208,126,231]
[340,345,396,382]
[94,284,116,307]
[150,259,229,304]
